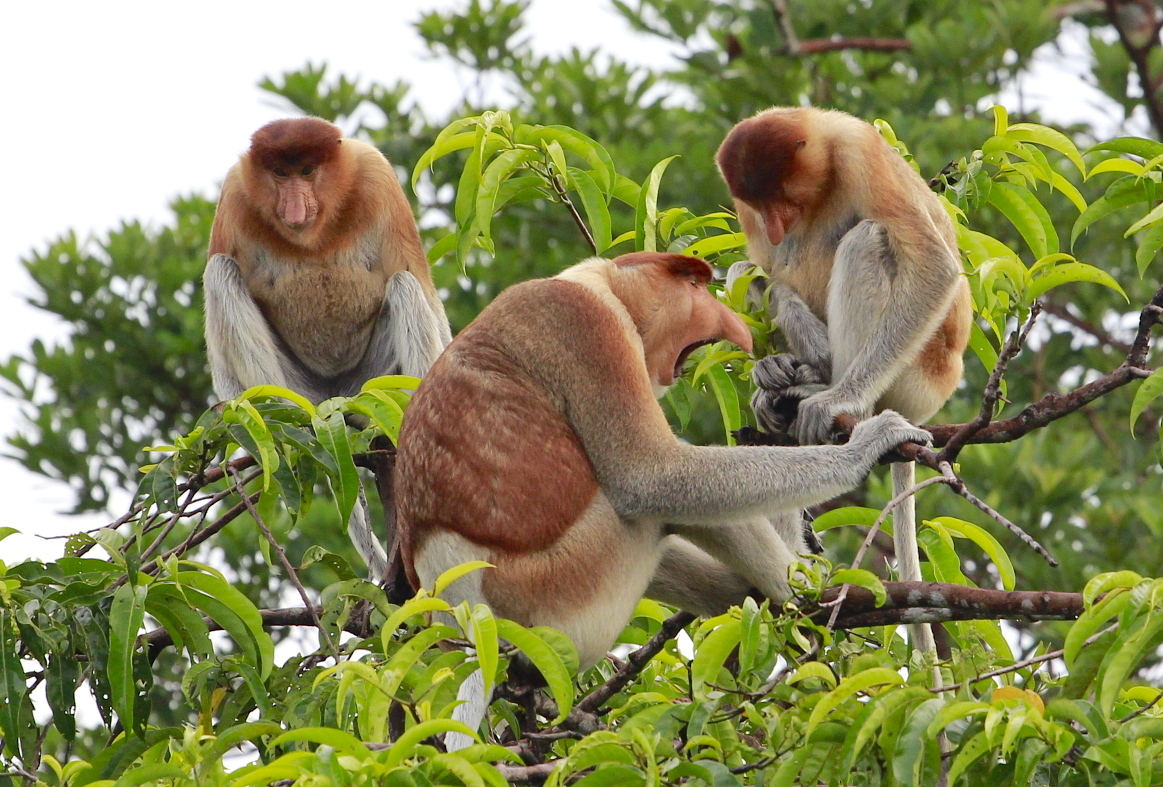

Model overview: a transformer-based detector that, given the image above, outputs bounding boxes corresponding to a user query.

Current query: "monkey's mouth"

[674,339,715,378]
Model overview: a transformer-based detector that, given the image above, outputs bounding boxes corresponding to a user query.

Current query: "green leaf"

[927,516,1016,591]
[382,596,453,641]
[361,375,421,391]
[239,385,316,416]
[947,730,992,785]
[1134,220,1163,275]
[0,609,32,758]
[1097,612,1163,715]
[108,582,147,733]
[412,118,480,191]
[987,181,1057,258]
[1064,589,1130,668]
[313,411,360,538]
[476,147,538,243]
[681,232,748,258]
[692,619,741,697]
[813,506,882,532]
[1130,368,1163,432]
[516,125,617,194]
[634,155,679,252]
[271,726,369,757]
[1071,175,1148,247]
[1085,137,1163,161]
[1027,261,1128,302]
[704,364,742,445]
[891,698,943,787]
[495,620,575,723]
[384,719,478,767]
[468,604,499,699]
[569,168,613,253]
[1124,199,1163,236]
[434,561,494,596]
[807,668,905,735]
[233,399,279,491]
[1007,123,1087,175]
[145,584,213,659]
[177,571,275,679]
[830,569,887,606]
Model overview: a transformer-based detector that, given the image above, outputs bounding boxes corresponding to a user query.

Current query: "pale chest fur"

[239,230,388,378]
[768,211,862,319]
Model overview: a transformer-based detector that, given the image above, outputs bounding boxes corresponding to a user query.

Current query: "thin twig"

[824,475,948,630]
[932,623,1117,693]
[937,461,1057,566]
[575,611,695,713]
[1041,301,1132,354]
[941,303,1041,462]
[229,466,338,659]
[547,171,597,255]
[1119,688,1163,722]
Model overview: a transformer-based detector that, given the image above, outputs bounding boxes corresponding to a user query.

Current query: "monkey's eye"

[301,165,315,176]
[689,279,699,287]
[273,168,288,178]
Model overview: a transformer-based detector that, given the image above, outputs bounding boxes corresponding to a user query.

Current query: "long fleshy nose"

[719,303,753,353]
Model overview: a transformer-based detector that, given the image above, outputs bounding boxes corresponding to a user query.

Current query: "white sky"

[0,2,1131,561]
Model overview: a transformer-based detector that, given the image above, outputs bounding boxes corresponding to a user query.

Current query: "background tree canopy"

[3,1,1163,785]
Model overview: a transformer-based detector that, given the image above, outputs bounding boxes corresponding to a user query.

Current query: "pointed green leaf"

[634,156,679,252]
[1130,368,1163,432]
[108,583,148,733]
[496,620,575,723]
[987,181,1057,258]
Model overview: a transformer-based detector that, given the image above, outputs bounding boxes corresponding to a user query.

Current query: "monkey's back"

[396,281,603,581]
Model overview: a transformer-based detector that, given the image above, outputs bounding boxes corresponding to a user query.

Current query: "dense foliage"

[3,1,1163,785]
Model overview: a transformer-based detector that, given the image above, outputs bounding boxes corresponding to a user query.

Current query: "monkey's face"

[716,109,829,246]
[609,253,753,391]
[271,166,320,230]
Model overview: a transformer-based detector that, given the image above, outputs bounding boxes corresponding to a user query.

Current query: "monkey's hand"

[847,410,933,460]
[750,353,826,436]
[791,388,874,445]
[725,260,769,311]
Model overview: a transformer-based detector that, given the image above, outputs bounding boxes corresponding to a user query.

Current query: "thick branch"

[820,581,1083,629]
[1105,0,1163,138]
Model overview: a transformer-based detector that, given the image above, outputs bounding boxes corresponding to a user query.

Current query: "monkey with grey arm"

[204,117,451,582]
[394,251,931,749]
[716,107,972,658]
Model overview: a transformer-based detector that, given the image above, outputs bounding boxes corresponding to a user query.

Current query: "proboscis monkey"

[716,106,972,658]
[204,117,452,581]
[395,251,932,747]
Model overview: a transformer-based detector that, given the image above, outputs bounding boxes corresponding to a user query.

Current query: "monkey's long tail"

[891,461,937,656]
[892,461,950,786]
[348,489,390,584]
[444,668,487,751]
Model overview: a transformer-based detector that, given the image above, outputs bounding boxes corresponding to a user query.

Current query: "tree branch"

[820,581,1083,629]
[574,611,695,714]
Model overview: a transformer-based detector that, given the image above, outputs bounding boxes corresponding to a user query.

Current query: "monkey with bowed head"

[394,251,931,746]
[716,107,972,654]
[204,117,452,580]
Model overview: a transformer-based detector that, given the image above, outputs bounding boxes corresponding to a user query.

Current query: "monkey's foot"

[750,353,826,436]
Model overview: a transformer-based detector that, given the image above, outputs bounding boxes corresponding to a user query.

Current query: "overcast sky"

[0,2,1130,560]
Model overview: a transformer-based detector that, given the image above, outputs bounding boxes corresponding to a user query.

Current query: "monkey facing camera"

[202,117,452,581]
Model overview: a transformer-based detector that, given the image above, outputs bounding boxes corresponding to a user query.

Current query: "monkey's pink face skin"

[276,178,319,229]
[653,281,753,388]
[754,200,800,246]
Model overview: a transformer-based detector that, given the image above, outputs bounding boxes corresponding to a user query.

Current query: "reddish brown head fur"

[715,113,808,204]
[613,251,713,284]
[249,118,342,172]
